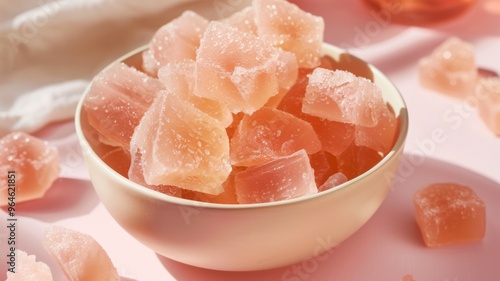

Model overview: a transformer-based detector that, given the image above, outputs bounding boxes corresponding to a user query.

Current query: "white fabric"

[0,0,251,136]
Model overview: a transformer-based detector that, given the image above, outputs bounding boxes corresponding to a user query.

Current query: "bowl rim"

[75,43,409,210]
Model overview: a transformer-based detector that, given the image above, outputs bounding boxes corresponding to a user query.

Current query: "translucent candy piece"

[308,150,338,187]
[318,172,348,192]
[336,143,383,180]
[83,62,163,148]
[6,250,53,281]
[150,11,208,66]
[254,0,324,68]
[130,93,231,195]
[303,68,386,127]
[0,132,60,206]
[476,77,500,135]
[413,183,486,247]
[128,151,183,197]
[158,61,233,127]
[101,147,131,178]
[355,103,398,156]
[234,149,317,204]
[277,70,355,156]
[419,37,477,99]
[222,6,258,35]
[181,166,244,204]
[195,21,287,114]
[43,226,120,281]
[230,107,321,167]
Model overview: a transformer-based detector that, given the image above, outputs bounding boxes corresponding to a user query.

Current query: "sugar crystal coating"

[355,103,398,156]
[303,68,386,127]
[234,149,317,203]
[130,93,231,195]
[222,6,258,35]
[6,250,53,281]
[83,62,163,148]
[277,69,355,156]
[158,61,233,127]
[150,11,208,67]
[195,21,294,114]
[230,107,321,166]
[476,77,500,135]
[419,37,477,99]
[43,226,119,281]
[413,182,486,247]
[254,0,324,68]
[0,132,60,206]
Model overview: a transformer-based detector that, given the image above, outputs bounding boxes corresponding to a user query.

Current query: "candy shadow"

[12,178,100,222]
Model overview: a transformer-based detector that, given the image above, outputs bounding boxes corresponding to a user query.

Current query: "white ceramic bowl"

[75,44,408,271]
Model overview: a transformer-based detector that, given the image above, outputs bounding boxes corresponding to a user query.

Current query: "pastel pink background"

[1,0,500,280]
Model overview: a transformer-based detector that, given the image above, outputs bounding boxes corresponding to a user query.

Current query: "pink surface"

[1,0,500,280]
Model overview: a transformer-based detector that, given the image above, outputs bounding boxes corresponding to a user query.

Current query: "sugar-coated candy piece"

[150,11,208,67]
[303,68,386,127]
[413,182,486,247]
[128,151,183,197]
[83,62,163,148]
[318,172,348,192]
[182,166,243,204]
[130,93,231,195]
[476,77,500,135]
[6,250,53,281]
[158,61,233,127]
[254,0,324,68]
[195,21,294,114]
[222,6,258,35]
[419,37,477,99]
[355,103,398,156]
[234,149,317,203]
[0,132,60,206]
[230,107,321,166]
[277,69,355,156]
[43,226,120,281]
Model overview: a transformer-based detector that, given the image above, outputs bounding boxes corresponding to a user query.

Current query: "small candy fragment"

[230,107,321,166]
[141,49,161,77]
[234,149,317,204]
[475,77,500,135]
[150,11,208,67]
[43,226,120,281]
[419,37,477,99]
[318,172,348,192]
[222,6,258,35]
[413,183,486,247]
[0,132,60,206]
[130,93,231,195]
[254,0,324,68]
[83,62,163,148]
[303,68,386,127]
[195,21,286,114]
[158,61,233,127]
[6,250,53,281]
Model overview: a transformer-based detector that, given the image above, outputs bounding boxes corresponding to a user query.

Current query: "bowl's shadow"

[155,154,500,281]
